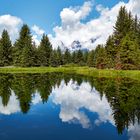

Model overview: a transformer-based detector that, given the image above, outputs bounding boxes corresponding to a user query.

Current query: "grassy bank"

[0,67,140,81]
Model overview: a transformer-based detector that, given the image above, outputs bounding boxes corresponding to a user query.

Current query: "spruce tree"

[13,24,34,66]
[87,50,95,67]
[113,6,130,69]
[50,50,59,67]
[63,49,71,65]
[0,30,12,66]
[38,34,52,66]
[56,47,63,66]
[76,50,84,65]
[95,45,107,69]
[105,36,115,68]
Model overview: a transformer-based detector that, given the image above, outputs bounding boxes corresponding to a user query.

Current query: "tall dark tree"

[105,36,115,68]
[57,46,63,66]
[87,50,95,67]
[76,50,84,65]
[95,45,107,69]
[13,24,35,66]
[0,30,12,66]
[38,34,52,66]
[63,49,71,65]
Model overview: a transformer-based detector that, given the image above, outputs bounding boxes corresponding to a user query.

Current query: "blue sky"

[0,0,138,49]
[0,0,128,34]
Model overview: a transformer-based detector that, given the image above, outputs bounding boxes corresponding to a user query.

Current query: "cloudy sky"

[0,0,139,49]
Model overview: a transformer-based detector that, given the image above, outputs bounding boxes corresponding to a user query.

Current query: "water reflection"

[0,73,140,139]
[53,80,114,129]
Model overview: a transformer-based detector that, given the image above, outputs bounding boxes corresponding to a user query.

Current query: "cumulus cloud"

[49,0,140,50]
[0,91,20,115]
[0,14,22,42]
[31,25,45,46]
[32,92,42,105]
[52,80,114,128]
[128,123,140,140]
[32,25,45,36]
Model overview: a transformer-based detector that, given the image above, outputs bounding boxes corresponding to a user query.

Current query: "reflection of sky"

[0,79,139,140]
[52,80,140,140]
[52,80,114,128]
[0,91,20,115]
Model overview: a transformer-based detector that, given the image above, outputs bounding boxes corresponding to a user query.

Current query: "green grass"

[0,66,140,81]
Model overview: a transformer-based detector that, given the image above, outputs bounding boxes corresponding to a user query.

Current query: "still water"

[0,73,139,140]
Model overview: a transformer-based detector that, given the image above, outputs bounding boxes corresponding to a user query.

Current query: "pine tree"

[95,45,107,69]
[63,49,71,65]
[38,34,52,66]
[113,6,130,69]
[0,30,12,66]
[0,41,4,66]
[105,36,115,68]
[120,33,140,70]
[56,46,63,66]
[76,50,84,65]
[71,51,76,64]
[13,24,34,66]
[87,50,95,67]
[50,50,59,67]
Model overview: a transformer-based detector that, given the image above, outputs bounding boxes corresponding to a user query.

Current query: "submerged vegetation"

[0,7,140,70]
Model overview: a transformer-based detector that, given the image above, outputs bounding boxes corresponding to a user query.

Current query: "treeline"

[87,6,140,70]
[0,6,140,69]
[0,24,88,67]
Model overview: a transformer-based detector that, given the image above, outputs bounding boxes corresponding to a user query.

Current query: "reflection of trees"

[0,73,71,113]
[0,74,12,106]
[0,73,140,134]
[88,77,140,134]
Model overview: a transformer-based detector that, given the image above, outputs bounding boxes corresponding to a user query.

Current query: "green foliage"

[87,50,95,67]
[95,45,107,69]
[38,34,52,66]
[63,49,71,65]
[0,30,12,66]
[13,24,35,67]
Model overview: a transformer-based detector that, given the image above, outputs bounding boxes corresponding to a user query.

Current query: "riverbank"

[0,67,140,81]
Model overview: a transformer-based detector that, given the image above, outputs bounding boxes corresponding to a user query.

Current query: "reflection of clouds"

[0,91,20,115]
[32,91,42,105]
[52,80,114,128]
[128,123,140,140]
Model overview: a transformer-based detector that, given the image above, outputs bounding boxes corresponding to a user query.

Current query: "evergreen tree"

[57,46,63,66]
[113,6,130,69]
[105,36,115,68]
[71,51,77,64]
[0,30,12,66]
[50,50,59,67]
[95,45,107,69]
[63,49,71,65]
[120,33,140,70]
[87,50,95,67]
[76,50,84,65]
[38,34,52,66]
[13,24,34,66]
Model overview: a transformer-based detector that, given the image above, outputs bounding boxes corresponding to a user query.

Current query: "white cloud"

[0,14,22,42]
[32,91,42,105]
[49,0,140,50]
[52,80,114,128]
[31,25,45,46]
[32,25,45,36]
[128,123,140,140]
[32,35,40,46]
[0,91,20,115]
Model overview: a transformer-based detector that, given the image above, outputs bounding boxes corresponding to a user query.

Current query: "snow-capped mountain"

[58,37,99,52]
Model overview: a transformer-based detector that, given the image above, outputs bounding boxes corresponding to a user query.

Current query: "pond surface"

[0,73,140,140]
